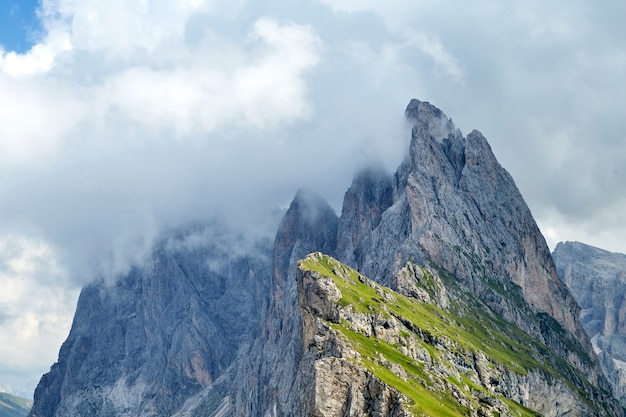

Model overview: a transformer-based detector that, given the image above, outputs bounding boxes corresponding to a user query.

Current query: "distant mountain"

[28,100,624,416]
[553,241,626,404]
[0,393,32,417]
[29,224,274,417]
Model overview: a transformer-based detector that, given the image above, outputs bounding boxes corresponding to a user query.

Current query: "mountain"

[29,224,274,417]
[29,100,623,416]
[335,100,597,378]
[0,393,32,417]
[297,252,619,416]
[553,241,626,404]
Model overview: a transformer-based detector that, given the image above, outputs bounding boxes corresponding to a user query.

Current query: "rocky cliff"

[29,225,273,417]
[29,100,624,416]
[297,252,621,416]
[229,190,340,416]
[553,241,626,404]
[335,100,603,388]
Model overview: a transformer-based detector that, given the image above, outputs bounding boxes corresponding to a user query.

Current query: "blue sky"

[0,0,41,52]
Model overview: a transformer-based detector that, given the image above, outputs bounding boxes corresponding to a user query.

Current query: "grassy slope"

[0,393,32,417]
[299,253,609,417]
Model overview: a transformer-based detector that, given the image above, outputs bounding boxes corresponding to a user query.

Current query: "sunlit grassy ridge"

[299,253,609,416]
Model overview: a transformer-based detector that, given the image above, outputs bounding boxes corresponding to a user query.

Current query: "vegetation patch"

[299,253,613,417]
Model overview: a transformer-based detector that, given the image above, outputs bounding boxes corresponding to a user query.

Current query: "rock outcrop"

[229,189,340,416]
[297,252,622,416]
[553,241,626,404]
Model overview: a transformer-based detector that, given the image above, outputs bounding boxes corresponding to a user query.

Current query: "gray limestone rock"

[229,189,340,416]
[335,99,603,390]
[29,225,273,417]
[296,253,623,417]
[553,241,626,404]
[29,99,624,416]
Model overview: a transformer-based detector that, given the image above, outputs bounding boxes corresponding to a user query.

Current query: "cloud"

[0,3,327,392]
[0,31,71,76]
[88,17,321,137]
[0,3,326,278]
[0,236,78,397]
[403,30,464,82]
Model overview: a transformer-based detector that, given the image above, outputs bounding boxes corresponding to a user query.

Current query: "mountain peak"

[405,98,457,142]
[29,99,624,416]
[341,99,603,391]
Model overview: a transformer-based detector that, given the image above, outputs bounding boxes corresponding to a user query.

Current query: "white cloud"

[1,5,322,157]
[0,75,86,167]
[0,236,79,396]
[44,0,210,52]
[317,0,432,23]
[0,1,324,394]
[0,29,71,76]
[403,30,464,82]
[92,17,321,137]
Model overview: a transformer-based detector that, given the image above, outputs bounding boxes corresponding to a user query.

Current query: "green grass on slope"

[298,253,597,416]
[0,393,33,417]
[333,324,470,416]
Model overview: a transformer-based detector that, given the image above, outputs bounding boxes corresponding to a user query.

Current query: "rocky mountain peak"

[336,99,603,388]
[336,167,394,268]
[404,99,457,142]
[273,189,339,287]
[29,99,622,416]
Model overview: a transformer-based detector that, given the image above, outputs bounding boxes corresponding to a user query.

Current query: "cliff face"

[335,100,600,386]
[553,241,626,404]
[29,225,273,417]
[297,252,621,417]
[229,190,340,416]
[29,99,623,416]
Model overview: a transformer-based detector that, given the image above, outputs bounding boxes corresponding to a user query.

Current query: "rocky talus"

[553,241,626,404]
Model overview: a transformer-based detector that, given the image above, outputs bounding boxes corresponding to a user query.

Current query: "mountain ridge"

[297,251,620,416]
[0,393,32,417]
[28,99,623,416]
[335,100,600,386]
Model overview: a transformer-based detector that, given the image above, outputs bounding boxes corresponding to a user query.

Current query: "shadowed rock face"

[336,166,394,269]
[29,99,622,416]
[229,189,340,416]
[29,226,273,417]
[554,241,626,403]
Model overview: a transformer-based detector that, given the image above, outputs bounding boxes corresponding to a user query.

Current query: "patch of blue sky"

[0,0,43,53]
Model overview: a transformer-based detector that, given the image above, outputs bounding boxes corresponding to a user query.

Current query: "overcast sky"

[1,0,625,398]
